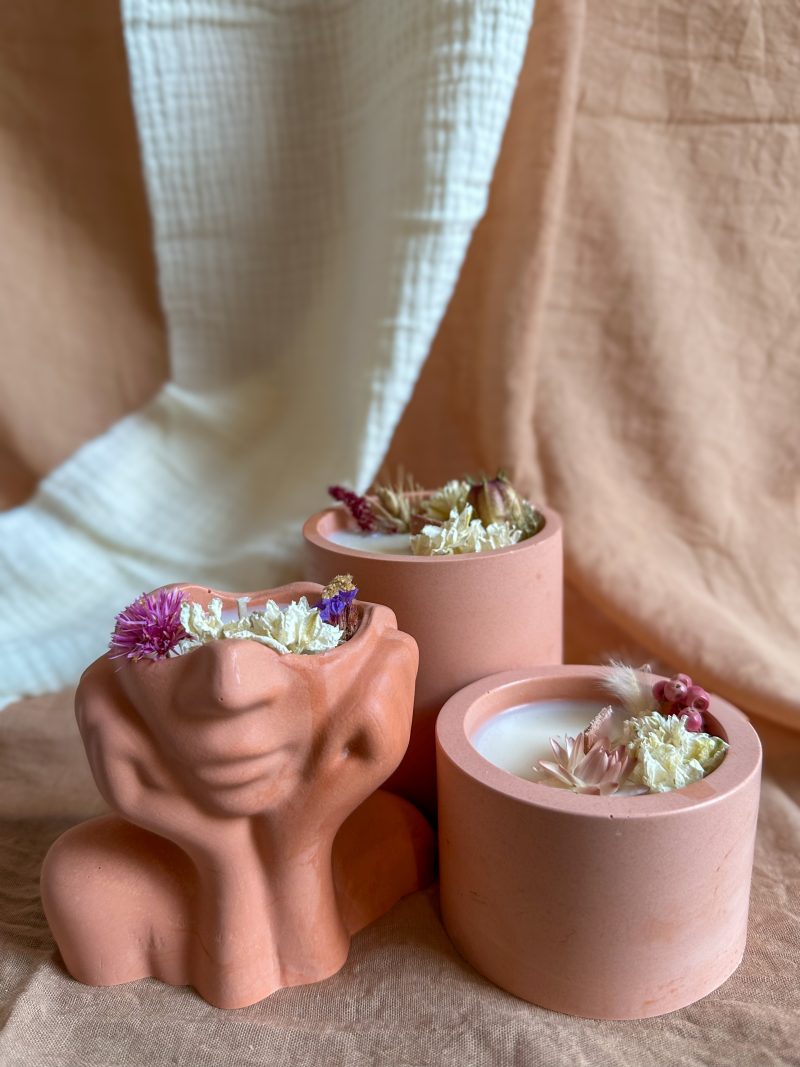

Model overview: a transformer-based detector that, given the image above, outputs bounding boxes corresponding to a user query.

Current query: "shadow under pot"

[436,665,762,1020]
[302,502,564,819]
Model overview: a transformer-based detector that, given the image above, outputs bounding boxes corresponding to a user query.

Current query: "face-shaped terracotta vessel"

[41,583,435,1009]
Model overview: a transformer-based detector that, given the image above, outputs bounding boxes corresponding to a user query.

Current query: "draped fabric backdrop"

[0,0,533,703]
[1,1,796,730]
[1,3,799,1065]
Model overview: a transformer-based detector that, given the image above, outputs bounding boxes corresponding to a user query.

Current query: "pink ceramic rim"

[436,666,762,820]
[302,503,562,565]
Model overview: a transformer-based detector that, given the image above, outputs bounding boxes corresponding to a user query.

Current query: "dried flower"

[418,480,471,522]
[321,574,356,599]
[624,712,728,793]
[110,589,190,661]
[600,661,656,718]
[174,595,344,656]
[465,472,544,540]
[328,485,377,532]
[243,598,343,655]
[536,730,646,796]
[410,504,521,556]
[318,574,360,638]
[370,471,423,533]
[652,674,710,732]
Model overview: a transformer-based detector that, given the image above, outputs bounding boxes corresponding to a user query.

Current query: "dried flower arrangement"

[328,471,544,556]
[110,576,361,662]
[535,663,729,796]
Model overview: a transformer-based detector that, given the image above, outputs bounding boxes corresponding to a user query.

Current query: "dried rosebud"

[467,473,527,530]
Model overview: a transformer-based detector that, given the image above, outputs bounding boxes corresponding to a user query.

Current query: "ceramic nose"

[180,639,291,717]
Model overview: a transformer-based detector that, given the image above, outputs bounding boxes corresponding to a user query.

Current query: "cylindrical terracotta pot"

[436,666,762,1020]
[303,504,563,817]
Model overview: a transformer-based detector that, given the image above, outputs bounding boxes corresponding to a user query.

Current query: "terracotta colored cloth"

[0,1,167,509]
[388,0,800,731]
[0,689,798,1066]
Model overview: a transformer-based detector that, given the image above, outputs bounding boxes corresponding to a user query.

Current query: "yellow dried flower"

[322,574,356,598]
[370,470,424,533]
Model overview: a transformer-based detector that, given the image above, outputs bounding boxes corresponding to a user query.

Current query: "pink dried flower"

[110,588,189,662]
[537,731,647,796]
[328,485,377,532]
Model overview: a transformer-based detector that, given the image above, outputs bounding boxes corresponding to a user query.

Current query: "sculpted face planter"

[41,582,435,1010]
[436,666,762,1020]
[303,498,563,816]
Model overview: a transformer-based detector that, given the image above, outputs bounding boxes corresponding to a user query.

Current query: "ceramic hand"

[76,661,247,859]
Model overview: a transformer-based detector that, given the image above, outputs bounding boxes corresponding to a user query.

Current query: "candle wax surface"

[471,699,625,782]
[326,529,413,556]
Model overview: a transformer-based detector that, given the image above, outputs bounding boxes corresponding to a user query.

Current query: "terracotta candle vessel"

[42,582,435,1009]
[303,502,563,817]
[436,665,762,1020]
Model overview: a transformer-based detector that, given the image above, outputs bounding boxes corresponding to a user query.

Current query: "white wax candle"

[471,699,625,782]
[220,597,253,623]
[326,529,413,556]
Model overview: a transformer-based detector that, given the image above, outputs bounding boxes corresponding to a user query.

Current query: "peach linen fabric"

[1,1,799,1064]
[388,0,800,732]
[0,1,167,510]
[0,689,798,1066]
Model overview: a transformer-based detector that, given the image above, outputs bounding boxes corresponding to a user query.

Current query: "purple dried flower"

[109,588,189,662]
[318,588,357,625]
[318,574,360,639]
[328,485,377,532]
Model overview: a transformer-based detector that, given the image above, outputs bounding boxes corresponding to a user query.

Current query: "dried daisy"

[624,712,728,793]
[536,731,646,796]
[173,595,344,656]
[418,479,471,522]
[410,504,521,556]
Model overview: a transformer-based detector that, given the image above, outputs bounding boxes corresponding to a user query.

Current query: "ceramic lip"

[303,501,563,565]
[436,665,762,821]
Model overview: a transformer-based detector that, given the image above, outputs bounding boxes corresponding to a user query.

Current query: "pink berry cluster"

[652,674,709,733]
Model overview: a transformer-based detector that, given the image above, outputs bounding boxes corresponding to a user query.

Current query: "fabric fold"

[0,0,535,702]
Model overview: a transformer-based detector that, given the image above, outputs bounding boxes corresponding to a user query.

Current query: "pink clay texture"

[436,666,763,1020]
[41,583,435,1009]
[303,502,563,817]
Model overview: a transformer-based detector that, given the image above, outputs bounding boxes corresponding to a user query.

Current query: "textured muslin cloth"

[0,0,533,704]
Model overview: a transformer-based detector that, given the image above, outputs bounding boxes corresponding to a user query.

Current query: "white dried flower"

[410,504,521,556]
[172,596,343,656]
[419,480,471,522]
[624,712,728,793]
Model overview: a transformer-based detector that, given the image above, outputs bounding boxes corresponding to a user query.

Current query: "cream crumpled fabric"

[0,0,533,703]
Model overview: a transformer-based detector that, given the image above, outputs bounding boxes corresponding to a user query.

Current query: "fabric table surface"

[0,689,797,1067]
